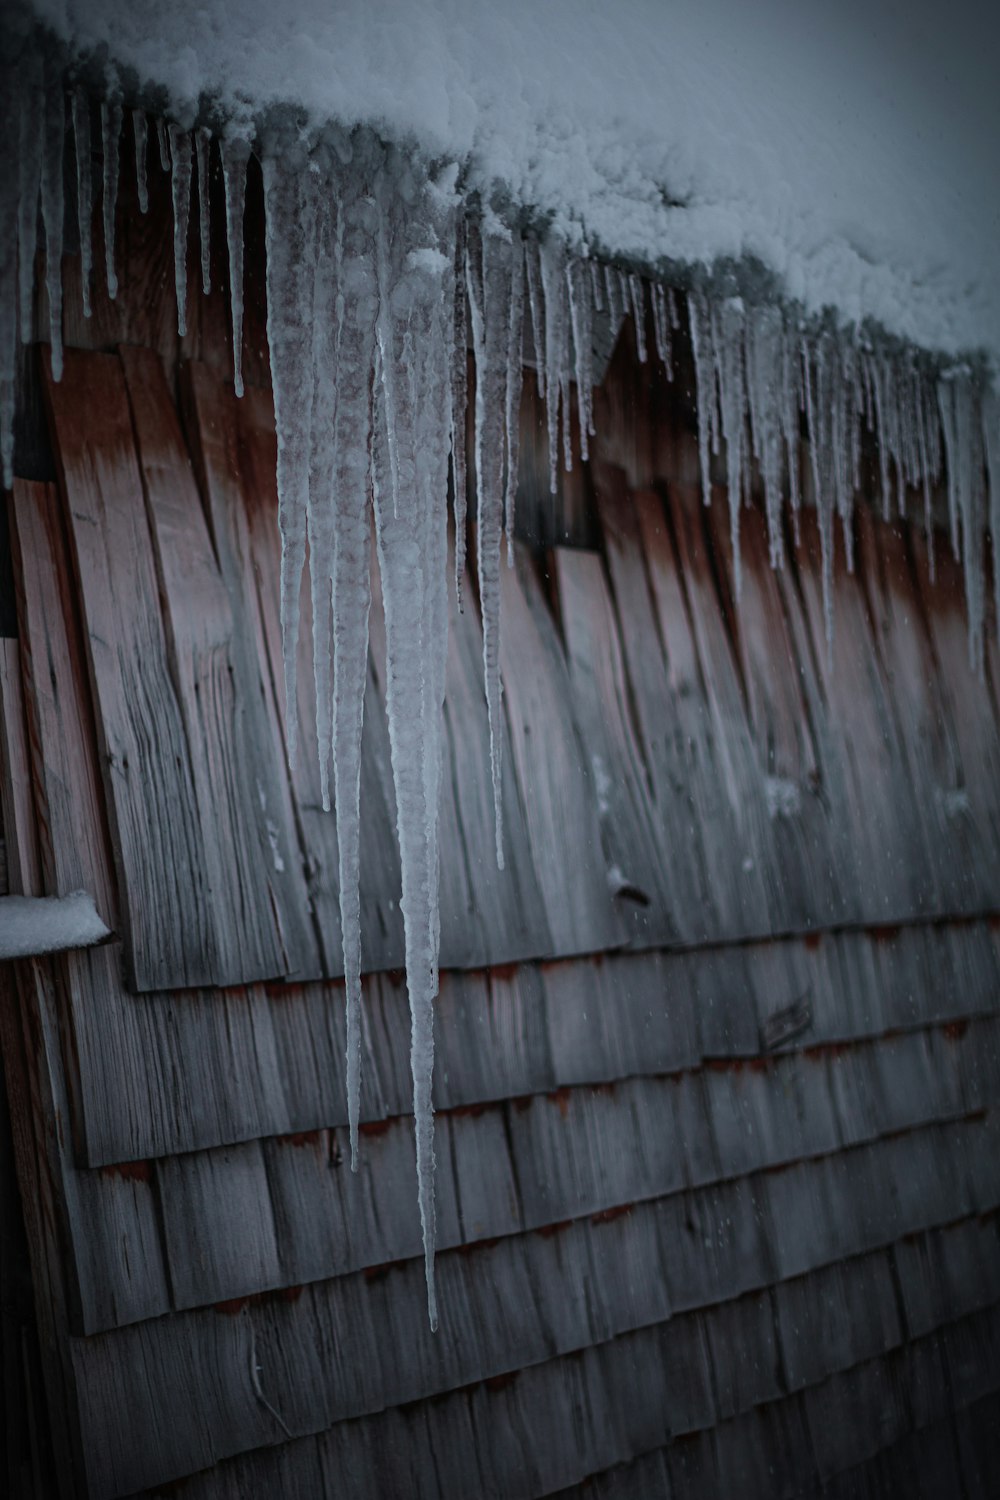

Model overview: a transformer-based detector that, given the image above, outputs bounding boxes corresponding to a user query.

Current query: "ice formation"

[1,29,997,1322]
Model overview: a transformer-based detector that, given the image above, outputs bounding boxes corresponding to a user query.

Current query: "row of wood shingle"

[7,446,1000,1175]
[32,345,1000,995]
[112,1272,1000,1499]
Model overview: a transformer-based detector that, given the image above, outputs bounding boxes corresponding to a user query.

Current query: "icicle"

[467,216,509,869]
[524,237,545,398]
[832,332,857,572]
[71,91,93,318]
[504,236,525,560]
[305,164,340,815]
[651,281,673,379]
[539,237,569,494]
[982,390,999,639]
[605,261,623,335]
[688,289,717,508]
[156,117,170,172]
[450,213,468,597]
[0,61,18,488]
[221,133,250,398]
[865,350,893,523]
[802,335,836,650]
[938,371,985,671]
[132,109,149,214]
[262,140,319,768]
[713,298,748,597]
[101,98,122,300]
[17,53,43,340]
[745,302,784,568]
[667,288,681,330]
[590,256,604,313]
[328,144,380,1172]
[566,256,594,462]
[370,152,457,1328]
[779,319,802,531]
[196,128,212,297]
[40,63,65,382]
[167,125,192,338]
[628,272,647,363]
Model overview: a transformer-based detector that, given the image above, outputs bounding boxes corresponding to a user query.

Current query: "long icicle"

[467,215,509,869]
[0,58,18,487]
[101,97,122,299]
[40,59,65,382]
[221,133,250,397]
[17,51,43,340]
[503,235,524,562]
[329,142,380,1173]
[450,213,468,598]
[132,109,149,214]
[982,390,1000,640]
[167,124,193,337]
[196,127,212,296]
[71,91,94,318]
[370,151,457,1327]
[262,138,318,769]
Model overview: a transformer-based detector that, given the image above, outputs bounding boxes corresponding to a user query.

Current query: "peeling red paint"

[591,1203,634,1226]
[99,1158,152,1183]
[868,924,902,944]
[279,1129,323,1148]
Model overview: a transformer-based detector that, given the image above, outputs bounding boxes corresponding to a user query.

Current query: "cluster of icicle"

[3,52,999,1328]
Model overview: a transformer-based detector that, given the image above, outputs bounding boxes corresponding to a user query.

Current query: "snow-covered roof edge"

[17,0,1000,375]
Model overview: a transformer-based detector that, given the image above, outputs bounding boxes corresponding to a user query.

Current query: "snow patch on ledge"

[21,0,1000,369]
[0,892,111,960]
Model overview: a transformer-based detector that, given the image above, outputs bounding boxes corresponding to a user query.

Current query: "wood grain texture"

[77,1026,1000,1330]
[121,344,311,983]
[499,545,626,957]
[42,348,216,990]
[117,1292,1000,1500]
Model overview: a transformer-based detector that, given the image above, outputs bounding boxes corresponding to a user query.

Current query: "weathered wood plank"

[499,545,625,956]
[8,478,296,1166]
[180,361,326,979]
[596,469,724,941]
[907,522,1000,908]
[661,481,776,935]
[555,544,672,936]
[118,1282,999,1500]
[0,645,85,1496]
[703,489,835,930]
[120,343,309,983]
[0,637,41,900]
[42,347,216,990]
[110,1063,995,1326]
[437,552,552,966]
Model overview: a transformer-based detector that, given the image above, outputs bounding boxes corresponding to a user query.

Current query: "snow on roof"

[0,891,111,959]
[25,0,1000,369]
